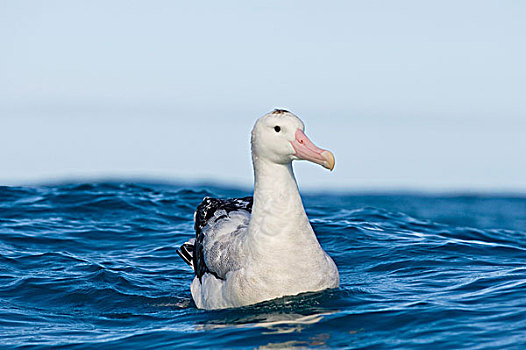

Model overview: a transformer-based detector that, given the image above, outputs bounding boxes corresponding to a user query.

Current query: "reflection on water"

[258,334,332,350]
[197,309,336,334]
[196,291,339,335]
[257,312,333,335]
[191,291,353,349]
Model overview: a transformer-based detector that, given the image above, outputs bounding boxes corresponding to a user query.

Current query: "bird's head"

[251,109,335,170]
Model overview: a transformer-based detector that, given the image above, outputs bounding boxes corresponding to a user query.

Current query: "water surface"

[1,183,525,349]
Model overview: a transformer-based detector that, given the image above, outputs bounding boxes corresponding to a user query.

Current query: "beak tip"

[322,151,335,171]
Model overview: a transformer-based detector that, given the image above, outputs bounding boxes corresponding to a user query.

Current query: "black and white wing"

[177,196,253,281]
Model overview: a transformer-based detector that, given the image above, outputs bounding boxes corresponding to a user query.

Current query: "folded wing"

[177,196,253,281]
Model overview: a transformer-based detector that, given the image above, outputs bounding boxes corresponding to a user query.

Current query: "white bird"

[177,109,339,310]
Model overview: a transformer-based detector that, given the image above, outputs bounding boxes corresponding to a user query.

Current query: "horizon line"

[2,175,526,197]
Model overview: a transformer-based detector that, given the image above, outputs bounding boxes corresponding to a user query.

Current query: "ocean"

[1,183,525,349]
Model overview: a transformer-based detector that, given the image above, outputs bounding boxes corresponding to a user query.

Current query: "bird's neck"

[248,156,313,242]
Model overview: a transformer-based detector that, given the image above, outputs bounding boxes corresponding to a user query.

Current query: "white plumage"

[177,110,339,310]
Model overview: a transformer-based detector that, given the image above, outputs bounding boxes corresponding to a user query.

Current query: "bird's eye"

[274,126,281,133]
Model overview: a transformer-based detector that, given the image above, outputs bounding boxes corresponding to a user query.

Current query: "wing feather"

[177,196,253,282]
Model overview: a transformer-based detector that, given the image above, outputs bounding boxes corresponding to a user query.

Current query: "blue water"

[1,183,526,349]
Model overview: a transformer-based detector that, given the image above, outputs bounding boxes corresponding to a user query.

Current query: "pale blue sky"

[1,1,525,191]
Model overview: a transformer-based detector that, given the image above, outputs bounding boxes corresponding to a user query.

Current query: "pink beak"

[291,129,335,170]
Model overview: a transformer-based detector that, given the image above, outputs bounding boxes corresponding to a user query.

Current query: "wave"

[0,183,525,349]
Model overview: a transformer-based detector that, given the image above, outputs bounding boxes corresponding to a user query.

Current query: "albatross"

[177,109,339,310]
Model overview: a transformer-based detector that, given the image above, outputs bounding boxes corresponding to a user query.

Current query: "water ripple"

[0,183,525,349]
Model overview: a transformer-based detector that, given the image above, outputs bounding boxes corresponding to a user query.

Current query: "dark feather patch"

[272,109,289,114]
[193,196,253,281]
[177,243,194,267]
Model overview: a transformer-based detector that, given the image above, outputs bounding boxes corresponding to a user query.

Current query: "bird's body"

[177,110,339,310]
